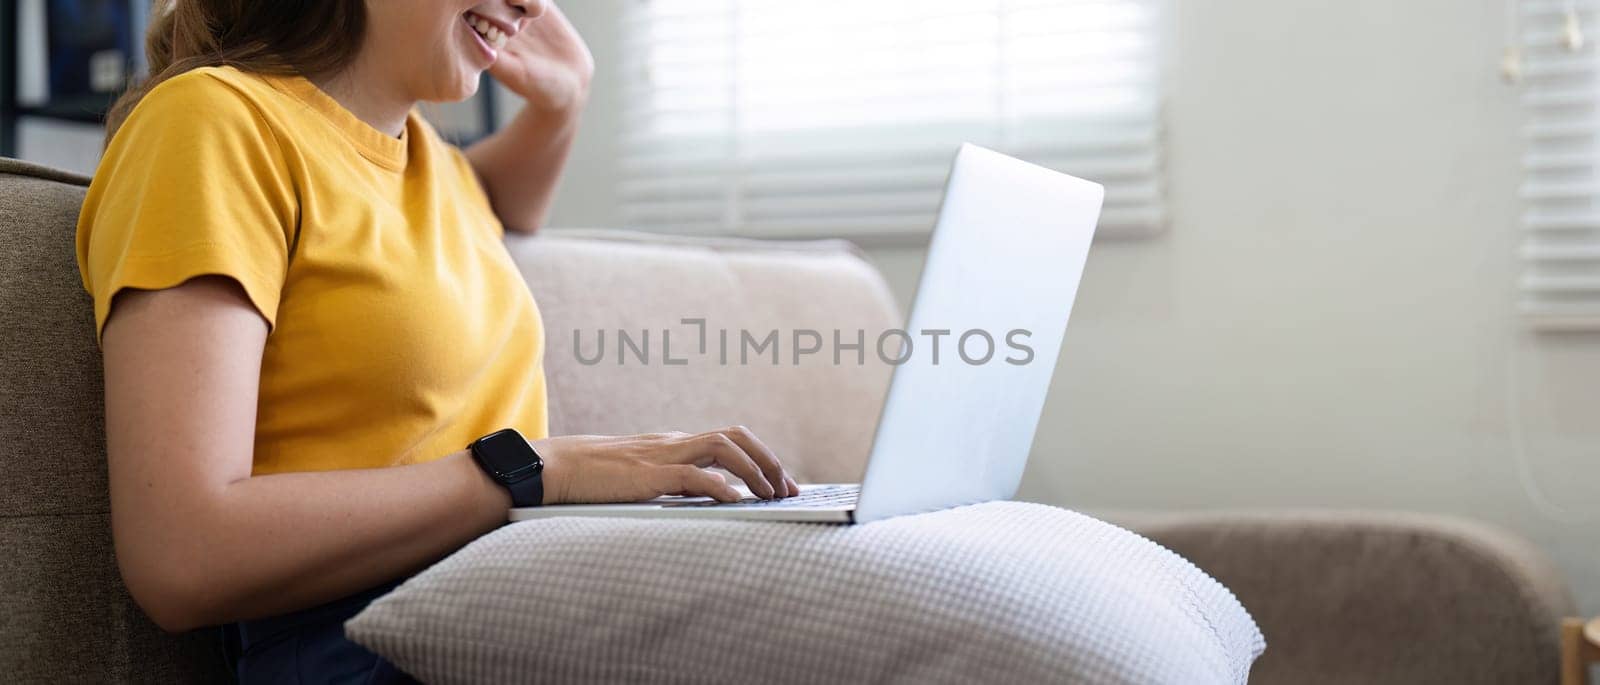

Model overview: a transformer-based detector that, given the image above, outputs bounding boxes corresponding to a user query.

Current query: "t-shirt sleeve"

[76,71,297,344]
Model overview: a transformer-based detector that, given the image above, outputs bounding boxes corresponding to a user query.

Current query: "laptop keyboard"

[662,484,860,508]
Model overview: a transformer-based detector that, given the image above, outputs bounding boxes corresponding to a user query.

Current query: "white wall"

[549,0,1600,614]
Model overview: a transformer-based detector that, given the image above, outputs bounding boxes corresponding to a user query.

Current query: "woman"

[76,1,796,681]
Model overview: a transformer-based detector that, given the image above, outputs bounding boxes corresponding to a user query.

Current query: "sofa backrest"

[0,158,899,681]
[507,229,900,484]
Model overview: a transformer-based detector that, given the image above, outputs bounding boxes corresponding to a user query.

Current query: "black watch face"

[475,429,541,481]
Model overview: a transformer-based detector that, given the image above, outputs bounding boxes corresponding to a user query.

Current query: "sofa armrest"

[1103,510,1574,685]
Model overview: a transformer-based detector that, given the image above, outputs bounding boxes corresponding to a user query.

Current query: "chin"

[424,69,485,104]
[447,76,483,103]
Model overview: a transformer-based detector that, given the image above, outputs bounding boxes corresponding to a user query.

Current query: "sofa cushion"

[346,502,1265,684]
[0,158,102,517]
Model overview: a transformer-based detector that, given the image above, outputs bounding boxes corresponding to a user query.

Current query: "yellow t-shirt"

[76,66,548,475]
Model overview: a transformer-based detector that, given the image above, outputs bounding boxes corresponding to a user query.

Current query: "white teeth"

[466,13,510,49]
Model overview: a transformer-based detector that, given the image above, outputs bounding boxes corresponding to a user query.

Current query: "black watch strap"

[505,470,544,509]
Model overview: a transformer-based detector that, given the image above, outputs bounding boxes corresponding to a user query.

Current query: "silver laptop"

[510,144,1103,524]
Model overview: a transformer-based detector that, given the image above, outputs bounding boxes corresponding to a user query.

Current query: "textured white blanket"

[347,502,1264,684]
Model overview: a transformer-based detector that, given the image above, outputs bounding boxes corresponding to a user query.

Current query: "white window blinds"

[617,0,1166,240]
[1519,0,1600,330]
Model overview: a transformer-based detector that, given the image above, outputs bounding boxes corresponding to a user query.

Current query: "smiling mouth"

[464,11,509,49]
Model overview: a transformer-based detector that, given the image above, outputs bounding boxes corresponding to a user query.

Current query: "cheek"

[371,15,448,72]
[382,7,481,100]
[428,28,485,100]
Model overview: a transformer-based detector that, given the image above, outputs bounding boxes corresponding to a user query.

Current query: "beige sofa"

[0,157,1577,683]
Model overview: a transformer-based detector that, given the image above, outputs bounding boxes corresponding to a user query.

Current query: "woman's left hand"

[490,2,595,116]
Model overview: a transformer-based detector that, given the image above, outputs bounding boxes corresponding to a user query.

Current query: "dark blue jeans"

[222,579,418,684]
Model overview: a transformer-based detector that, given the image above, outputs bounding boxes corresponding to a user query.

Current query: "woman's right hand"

[532,427,799,505]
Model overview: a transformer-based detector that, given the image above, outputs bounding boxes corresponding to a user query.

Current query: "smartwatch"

[469,428,545,508]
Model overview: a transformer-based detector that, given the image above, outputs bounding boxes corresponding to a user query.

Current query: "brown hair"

[104,0,367,146]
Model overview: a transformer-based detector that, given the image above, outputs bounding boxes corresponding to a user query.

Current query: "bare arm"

[463,4,593,235]
[103,277,509,631]
[463,106,581,235]
[103,276,794,633]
